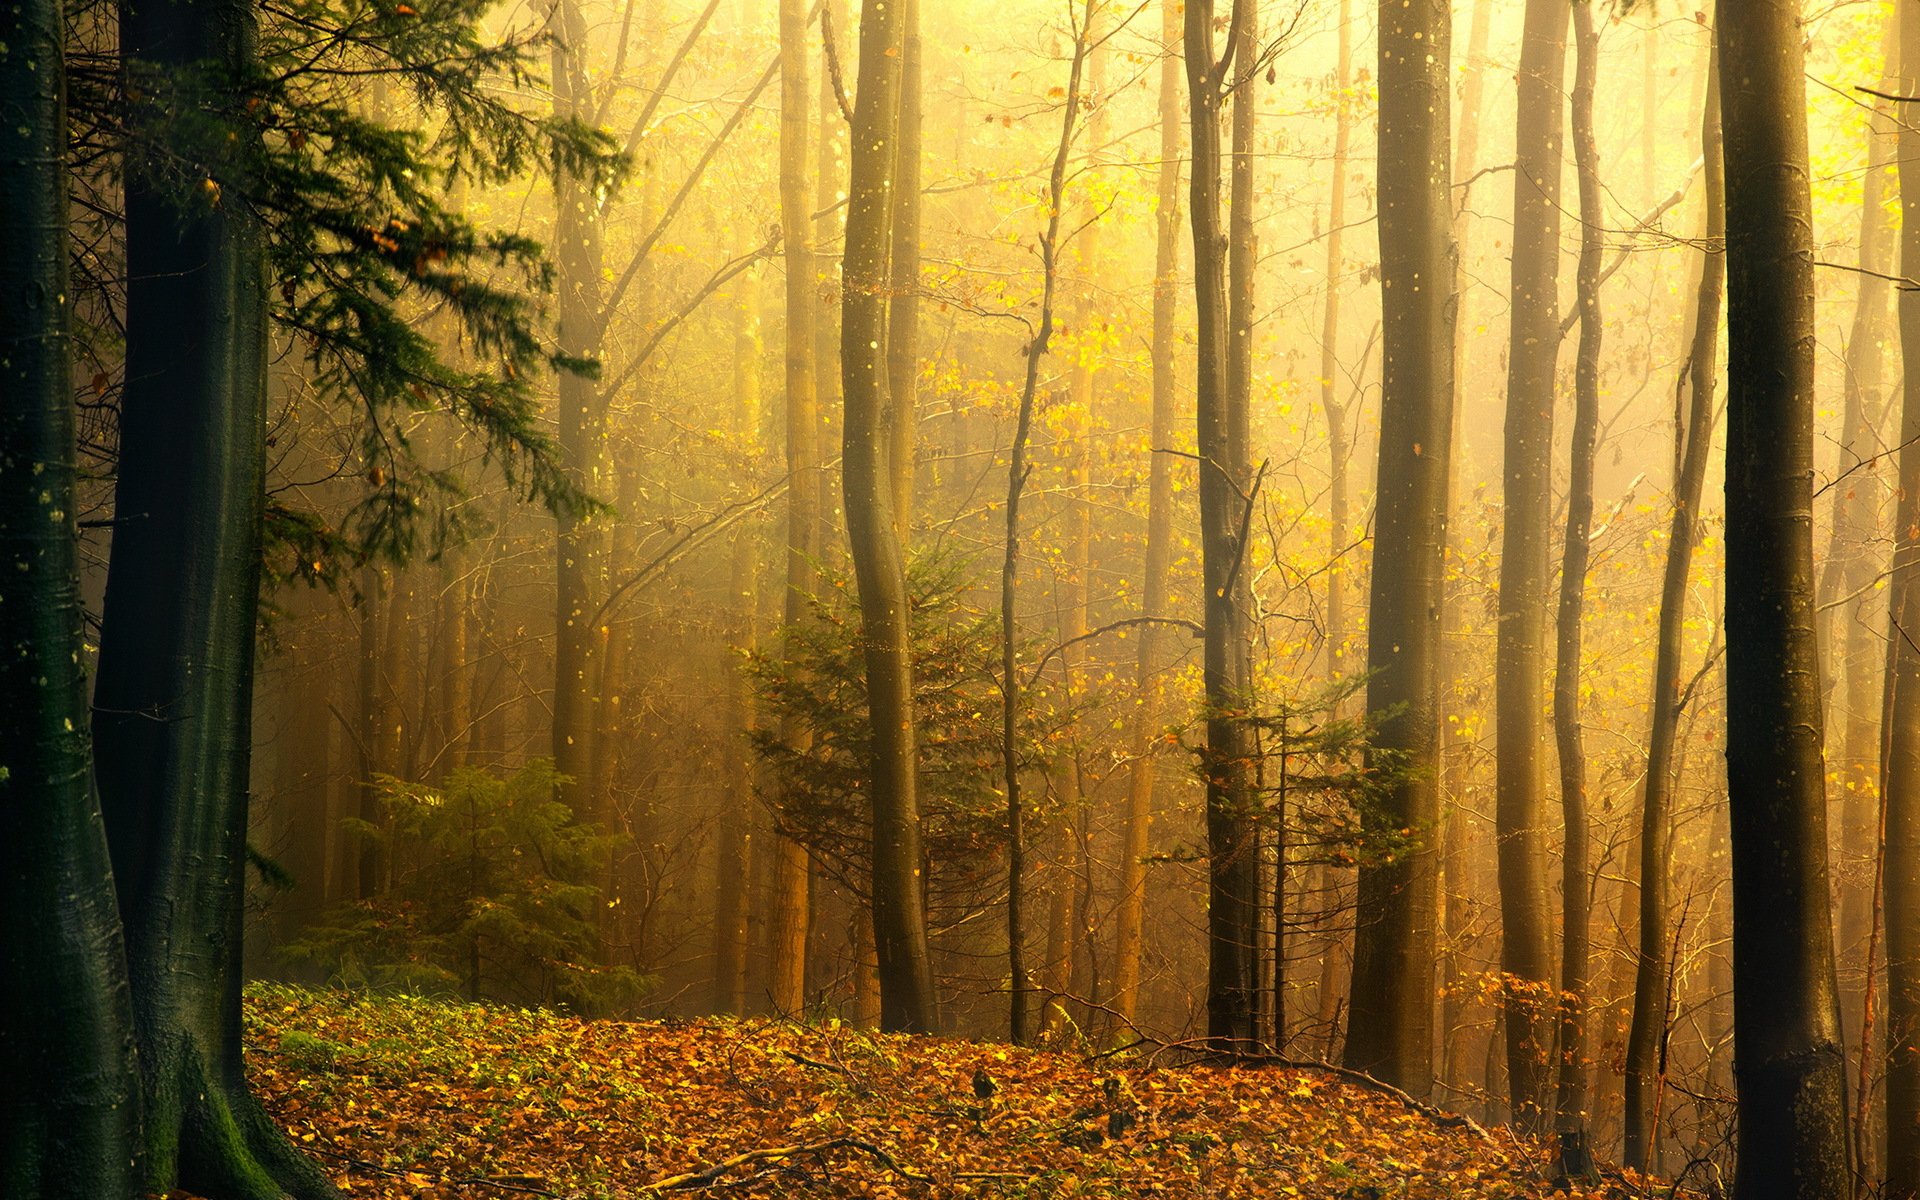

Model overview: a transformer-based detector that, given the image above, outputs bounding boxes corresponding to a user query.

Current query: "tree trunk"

[1344,0,1450,1097]
[0,3,143,1182]
[1002,0,1095,1044]
[1822,10,1896,1089]
[1883,4,1920,1193]
[767,0,822,1019]
[842,0,936,1035]
[1438,0,1491,1098]
[1185,0,1261,1054]
[1494,0,1568,1132]
[1720,5,1854,1196]
[886,0,920,539]
[1624,49,1722,1173]
[95,0,336,1190]
[1551,0,1601,1167]
[551,0,606,820]
[1109,0,1184,1032]
[714,270,764,1014]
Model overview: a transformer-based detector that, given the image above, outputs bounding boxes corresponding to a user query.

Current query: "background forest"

[1,0,1907,1195]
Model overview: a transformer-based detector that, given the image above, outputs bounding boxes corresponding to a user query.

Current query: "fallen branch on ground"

[643,1137,933,1192]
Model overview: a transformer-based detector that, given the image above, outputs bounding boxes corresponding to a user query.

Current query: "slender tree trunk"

[1438,0,1490,1095]
[1003,1,1094,1044]
[1720,5,1854,1196]
[1185,0,1261,1054]
[1494,0,1568,1133]
[768,0,821,1018]
[714,270,763,1014]
[1109,0,1183,1031]
[1823,12,1896,1091]
[1344,0,1450,1096]
[1551,1,1601,1168]
[1320,0,1353,693]
[434,564,471,776]
[1624,52,1722,1172]
[551,0,605,820]
[0,4,142,1182]
[886,0,921,538]
[842,0,936,1034]
[1882,5,1920,1194]
[356,566,387,899]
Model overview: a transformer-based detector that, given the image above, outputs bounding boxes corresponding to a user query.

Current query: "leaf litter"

[245,983,1677,1199]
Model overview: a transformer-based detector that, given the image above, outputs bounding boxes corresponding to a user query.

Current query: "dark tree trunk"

[1719,5,1854,1197]
[1823,19,1895,1085]
[94,0,336,1191]
[0,1,143,1185]
[1551,0,1601,1170]
[1623,43,1724,1176]
[1110,0,1184,1031]
[1185,0,1261,1054]
[842,0,936,1034]
[1494,0,1567,1133]
[1344,0,1450,1096]
[1883,4,1920,1194]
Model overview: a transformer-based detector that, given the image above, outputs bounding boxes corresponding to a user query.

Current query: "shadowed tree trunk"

[1883,4,1920,1194]
[1186,0,1261,1053]
[1550,1,1600,1172]
[0,1,143,1183]
[1109,0,1183,1032]
[1821,17,1895,1055]
[1344,0,1450,1096]
[1494,0,1568,1133]
[842,0,936,1034]
[1719,5,1854,1197]
[1623,39,1723,1179]
[93,0,338,1190]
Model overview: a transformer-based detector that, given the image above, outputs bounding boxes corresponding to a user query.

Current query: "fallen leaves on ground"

[246,983,1650,1199]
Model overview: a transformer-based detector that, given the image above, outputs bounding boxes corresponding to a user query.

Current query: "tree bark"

[1438,0,1491,1097]
[1002,0,1095,1044]
[1343,0,1450,1097]
[1109,0,1184,1032]
[95,0,336,1189]
[551,0,606,820]
[1622,38,1725,1180]
[767,0,822,1019]
[0,3,143,1183]
[1883,3,1920,1193]
[1494,0,1568,1132]
[1551,0,1601,1164]
[886,0,921,539]
[714,270,763,1014]
[1186,0,1261,1054]
[1719,4,1854,1196]
[842,0,936,1035]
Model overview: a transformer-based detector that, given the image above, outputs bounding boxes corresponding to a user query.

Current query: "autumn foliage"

[246,984,1667,1198]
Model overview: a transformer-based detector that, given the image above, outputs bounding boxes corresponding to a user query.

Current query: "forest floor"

[247,983,1662,1199]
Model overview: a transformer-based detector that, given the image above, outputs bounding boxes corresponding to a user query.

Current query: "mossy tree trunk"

[0,0,143,1187]
[92,0,339,1192]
